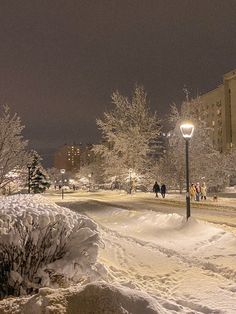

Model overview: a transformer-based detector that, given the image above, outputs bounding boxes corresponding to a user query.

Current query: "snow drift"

[0,195,102,298]
[0,282,168,314]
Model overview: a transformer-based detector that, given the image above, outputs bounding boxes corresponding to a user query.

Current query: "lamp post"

[129,169,132,194]
[27,163,31,194]
[88,173,92,192]
[60,169,65,199]
[180,123,194,220]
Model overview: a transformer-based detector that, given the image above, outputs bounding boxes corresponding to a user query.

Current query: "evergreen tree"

[29,153,50,193]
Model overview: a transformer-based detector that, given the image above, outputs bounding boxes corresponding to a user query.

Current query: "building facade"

[184,69,236,152]
[54,144,80,171]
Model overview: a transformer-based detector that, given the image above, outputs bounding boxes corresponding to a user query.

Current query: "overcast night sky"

[0,0,236,166]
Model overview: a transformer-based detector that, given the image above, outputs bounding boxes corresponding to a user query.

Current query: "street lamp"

[60,169,66,199]
[27,163,31,194]
[180,123,194,220]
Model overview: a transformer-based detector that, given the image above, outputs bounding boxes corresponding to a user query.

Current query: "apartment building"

[184,69,236,152]
[54,144,80,171]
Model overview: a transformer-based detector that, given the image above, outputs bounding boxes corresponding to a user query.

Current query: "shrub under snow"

[0,195,102,298]
[0,282,168,314]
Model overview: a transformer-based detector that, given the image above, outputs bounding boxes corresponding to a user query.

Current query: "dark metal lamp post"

[60,169,66,199]
[88,173,92,192]
[129,169,132,194]
[27,163,31,194]
[180,123,194,220]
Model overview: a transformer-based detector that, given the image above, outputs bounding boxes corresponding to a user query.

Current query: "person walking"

[190,183,196,201]
[201,182,207,200]
[153,181,160,198]
[195,182,201,201]
[161,184,166,198]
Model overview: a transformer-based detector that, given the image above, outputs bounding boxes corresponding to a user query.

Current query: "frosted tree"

[93,86,162,184]
[77,160,104,186]
[0,105,29,191]
[163,97,224,191]
[46,167,62,185]
[28,152,50,193]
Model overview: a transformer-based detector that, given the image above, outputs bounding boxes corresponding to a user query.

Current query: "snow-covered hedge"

[0,195,102,298]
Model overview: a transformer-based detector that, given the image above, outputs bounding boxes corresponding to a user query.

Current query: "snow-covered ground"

[1,191,236,313]
[87,208,236,313]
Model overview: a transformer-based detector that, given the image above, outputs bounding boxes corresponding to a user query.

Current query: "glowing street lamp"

[60,169,66,199]
[180,123,194,220]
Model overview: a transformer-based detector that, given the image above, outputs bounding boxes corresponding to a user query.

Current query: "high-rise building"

[183,69,236,152]
[54,144,80,171]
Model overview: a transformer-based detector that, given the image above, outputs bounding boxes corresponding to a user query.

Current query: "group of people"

[190,182,207,201]
[153,181,207,201]
[153,182,166,198]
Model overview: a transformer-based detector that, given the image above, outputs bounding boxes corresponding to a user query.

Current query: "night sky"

[0,1,236,166]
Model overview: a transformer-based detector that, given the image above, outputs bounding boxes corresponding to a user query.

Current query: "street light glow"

[180,123,194,139]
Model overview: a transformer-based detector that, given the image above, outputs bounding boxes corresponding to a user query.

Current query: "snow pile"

[0,195,102,298]
[0,282,168,314]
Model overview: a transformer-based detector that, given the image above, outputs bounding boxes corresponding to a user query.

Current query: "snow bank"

[0,282,168,314]
[0,195,103,297]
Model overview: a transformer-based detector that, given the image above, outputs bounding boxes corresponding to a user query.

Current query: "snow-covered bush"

[0,195,102,298]
[0,282,167,314]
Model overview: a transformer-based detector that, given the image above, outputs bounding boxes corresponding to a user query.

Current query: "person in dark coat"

[161,184,166,198]
[153,181,160,197]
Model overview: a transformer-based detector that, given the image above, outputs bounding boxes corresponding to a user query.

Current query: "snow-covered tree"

[0,105,29,191]
[76,160,104,187]
[46,167,62,184]
[162,97,225,191]
[28,152,50,193]
[93,86,162,184]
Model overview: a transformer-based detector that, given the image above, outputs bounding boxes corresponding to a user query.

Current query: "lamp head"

[180,123,194,139]
[60,169,66,174]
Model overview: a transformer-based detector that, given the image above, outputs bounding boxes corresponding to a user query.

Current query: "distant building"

[54,144,80,171]
[182,69,236,152]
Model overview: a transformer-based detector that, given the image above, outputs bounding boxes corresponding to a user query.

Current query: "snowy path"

[99,229,236,313]
[87,209,236,313]
[55,193,236,314]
